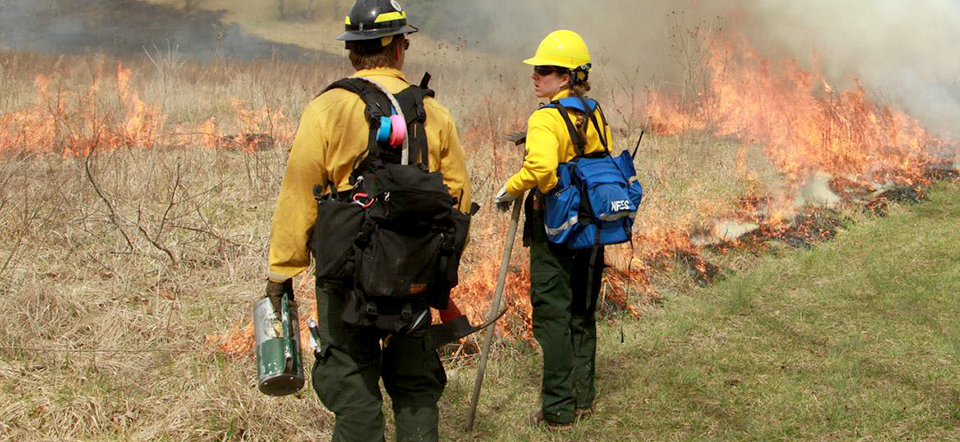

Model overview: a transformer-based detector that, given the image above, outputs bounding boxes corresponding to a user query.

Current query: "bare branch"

[135,221,179,268]
[170,223,243,248]
[84,138,135,252]
[155,162,182,242]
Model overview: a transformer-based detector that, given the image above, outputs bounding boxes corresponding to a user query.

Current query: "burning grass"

[647,33,950,189]
[0,26,958,439]
[0,60,298,156]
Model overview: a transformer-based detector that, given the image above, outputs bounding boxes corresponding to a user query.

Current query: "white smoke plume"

[423,0,960,137]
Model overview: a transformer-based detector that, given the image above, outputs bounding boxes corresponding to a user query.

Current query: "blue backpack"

[543,97,643,249]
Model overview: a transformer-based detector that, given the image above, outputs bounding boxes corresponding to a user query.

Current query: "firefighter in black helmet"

[265,0,472,441]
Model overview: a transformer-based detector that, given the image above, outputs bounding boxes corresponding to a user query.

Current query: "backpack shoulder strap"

[323,78,392,122]
[575,96,610,154]
[322,77,412,170]
[393,73,436,168]
[549,100,587,158]
[547,97,611,158]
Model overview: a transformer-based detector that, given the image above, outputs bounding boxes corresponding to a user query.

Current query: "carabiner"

[352,192,375,209]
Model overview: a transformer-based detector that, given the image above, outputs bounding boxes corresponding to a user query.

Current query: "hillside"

[136,0,478,57]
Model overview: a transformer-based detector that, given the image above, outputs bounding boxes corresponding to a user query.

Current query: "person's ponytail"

[563,67,593,141]
[570,81,591,98]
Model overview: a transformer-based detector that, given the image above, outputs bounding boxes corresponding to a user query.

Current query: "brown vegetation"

[0,23,955,438]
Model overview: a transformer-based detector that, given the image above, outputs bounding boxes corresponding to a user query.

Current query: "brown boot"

[527,410,573,431]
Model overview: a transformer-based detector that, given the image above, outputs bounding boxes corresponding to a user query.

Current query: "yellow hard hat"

[523,30,591,69]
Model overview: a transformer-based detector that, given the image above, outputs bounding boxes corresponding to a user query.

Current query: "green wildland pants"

[312,283,446,442]
[524,193,604,425]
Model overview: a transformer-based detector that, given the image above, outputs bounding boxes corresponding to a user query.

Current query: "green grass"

[441,182,960,441]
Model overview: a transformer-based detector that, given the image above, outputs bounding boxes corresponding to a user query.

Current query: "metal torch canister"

[254,294,304,396]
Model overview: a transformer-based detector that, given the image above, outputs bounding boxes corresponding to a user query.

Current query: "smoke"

[744,0,960,137]
[411,0,960,137]
[2,0,958,135]
[0,0,317,60]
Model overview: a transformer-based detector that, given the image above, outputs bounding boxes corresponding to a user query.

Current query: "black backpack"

[309,74,476,334]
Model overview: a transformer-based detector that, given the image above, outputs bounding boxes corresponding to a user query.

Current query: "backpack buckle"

[363,301,378,317]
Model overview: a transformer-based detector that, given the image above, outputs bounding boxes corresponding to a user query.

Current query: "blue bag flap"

[555,162,576,189]
[612,150,637,177]
[544,184,581,244]
[544,162,582,244]
[571,156,638,222]
[573,156,629,185]
[550,97,599,114]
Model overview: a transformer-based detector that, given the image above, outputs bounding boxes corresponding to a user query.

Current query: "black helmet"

[337,0,418,44]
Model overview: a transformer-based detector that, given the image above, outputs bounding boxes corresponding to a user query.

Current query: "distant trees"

[183,0,203,13]
[404,0,489,40]
[277,0,330,22]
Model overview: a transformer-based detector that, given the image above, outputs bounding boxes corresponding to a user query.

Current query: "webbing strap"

[323,78,390,121]
[579,96,609,154]
[351,77,412,165]
[552,100,588,158]
[323,78,396,170]
[551,98,609,159]
[394,83,435,168]
[322,76,435,170]
[584,224,603,310]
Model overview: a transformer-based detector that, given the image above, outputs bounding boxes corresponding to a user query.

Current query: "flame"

[116,64,164,148]
[209,229,650,359]
[647,34,943,188]
[8,34,952,360]
[0,63,170,155]
[0,63,293,155]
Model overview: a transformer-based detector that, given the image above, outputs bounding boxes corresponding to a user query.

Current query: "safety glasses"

[533,65,565,76]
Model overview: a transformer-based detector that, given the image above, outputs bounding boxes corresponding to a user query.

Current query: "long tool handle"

[465,197,523,431]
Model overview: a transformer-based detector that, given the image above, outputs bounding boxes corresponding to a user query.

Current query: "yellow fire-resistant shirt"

[267,67,472,282]
[505,89,614,195]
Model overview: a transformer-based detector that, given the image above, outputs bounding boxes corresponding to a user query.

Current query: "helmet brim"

[336,25,419,42]
[522,56,579,69]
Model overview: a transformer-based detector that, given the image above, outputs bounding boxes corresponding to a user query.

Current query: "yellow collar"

[550,89,573,101]
[354,67,408,83]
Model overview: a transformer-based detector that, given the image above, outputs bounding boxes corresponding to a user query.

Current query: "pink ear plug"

[388,114,406,146]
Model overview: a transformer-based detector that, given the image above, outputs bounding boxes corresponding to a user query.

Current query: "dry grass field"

[0,40,783,438]
[1,11,955,438]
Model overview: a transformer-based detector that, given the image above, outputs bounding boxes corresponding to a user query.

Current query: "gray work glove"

[266,279,294,313]
[495,184,519,212]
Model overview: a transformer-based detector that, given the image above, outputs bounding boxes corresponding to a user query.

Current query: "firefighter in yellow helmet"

[496,30,613,430]
[265,0,472,440]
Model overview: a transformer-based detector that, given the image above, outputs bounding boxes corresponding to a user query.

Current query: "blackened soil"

[0,0,326,61]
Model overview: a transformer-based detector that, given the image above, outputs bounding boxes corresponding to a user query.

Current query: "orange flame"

[0,63,294,155]
[648,34,943,187]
